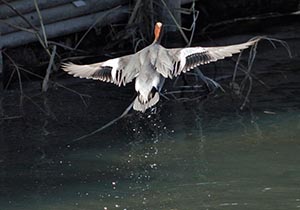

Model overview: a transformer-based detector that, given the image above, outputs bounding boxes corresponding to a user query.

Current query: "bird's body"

[62,22,260,112]
[133,43,167,111]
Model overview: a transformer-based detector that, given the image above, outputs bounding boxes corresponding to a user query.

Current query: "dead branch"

[3,51,24,111]
[71,101,134,143]
[127,0,143,25]
[34,0,48,48]
[0,19,36,33]
[23,94,49,115]
[47,41,87,53]
[17,66,91,106]
[231,36,292,109]
[54,83,90,107]
[160,0,189,44]
[74,5,122,50]
[201,13,291,34]
[42,45,57,92]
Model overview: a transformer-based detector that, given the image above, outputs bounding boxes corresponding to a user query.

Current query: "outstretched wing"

[62,54,140,86]
[163,38,260,77]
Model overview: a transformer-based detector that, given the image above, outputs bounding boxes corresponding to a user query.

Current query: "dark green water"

[1,35,300,210]
[1,96,300,210]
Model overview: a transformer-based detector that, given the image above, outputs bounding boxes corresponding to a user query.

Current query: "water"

[1,91,300,210]
[1,38,300,210]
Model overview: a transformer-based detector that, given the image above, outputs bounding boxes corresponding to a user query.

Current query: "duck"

[62,22,259,112]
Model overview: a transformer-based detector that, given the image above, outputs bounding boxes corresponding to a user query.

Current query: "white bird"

[62,22,259,112]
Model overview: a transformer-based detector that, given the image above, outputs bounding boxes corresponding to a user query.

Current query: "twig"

[33,0,51,57]
[262,37,292,58]
[231,40,258,109]
[128,0,143,25]
[195,68,224,92]
[239,40,260,110]
[134,38,147,52]
[23,94,49,115]
[185,1,199,46]
[160,92,171,100]
[47,41,88,53]
[243,67,268,88]
[42,45,57,92]
[1,115,23,120]
[0,0,39,31]
[231,59,269,89]
[54,82,90,107]
[18,66,91,107]
[72,101,134,143]
[231,36,292,109]
[74,6,122,50]
[169,94,206,102]
[0,49,2,74]
[3,51,24,110]
[0,19,36,33]
[160,0,189,44]
[0,0,51,56]
[201,12,285,33]
[172,84,205,89]
[4,68,16,90]
[34,0,48,48]
[232,49,243,83]
[240,74,253,110]
[165,89,206,95]
[60,55,99,62]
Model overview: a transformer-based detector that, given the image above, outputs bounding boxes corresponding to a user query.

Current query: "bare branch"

[72,101,134,142]
[42,45,57,92]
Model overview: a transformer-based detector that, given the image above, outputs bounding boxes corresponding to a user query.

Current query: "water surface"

[1,35,300,210]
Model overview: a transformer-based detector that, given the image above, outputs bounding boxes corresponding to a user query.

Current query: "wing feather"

[62,54,139,86]
[167,38,260,77]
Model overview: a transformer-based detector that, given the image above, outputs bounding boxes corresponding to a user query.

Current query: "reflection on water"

[1,100,300,210]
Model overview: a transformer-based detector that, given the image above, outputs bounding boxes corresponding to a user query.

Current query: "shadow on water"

[1,32,300,210]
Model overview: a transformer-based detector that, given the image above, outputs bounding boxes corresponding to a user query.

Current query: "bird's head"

[154,22,163,43]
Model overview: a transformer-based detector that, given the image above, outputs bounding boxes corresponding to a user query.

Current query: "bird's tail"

[133,91,160,113]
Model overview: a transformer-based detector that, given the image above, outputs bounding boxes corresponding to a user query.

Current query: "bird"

[62,22,259,112]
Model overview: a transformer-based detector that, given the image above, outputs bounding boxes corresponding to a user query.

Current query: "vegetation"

[0,0,298,139]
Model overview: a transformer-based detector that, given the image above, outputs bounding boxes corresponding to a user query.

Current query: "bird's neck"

[154,25,162,43]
